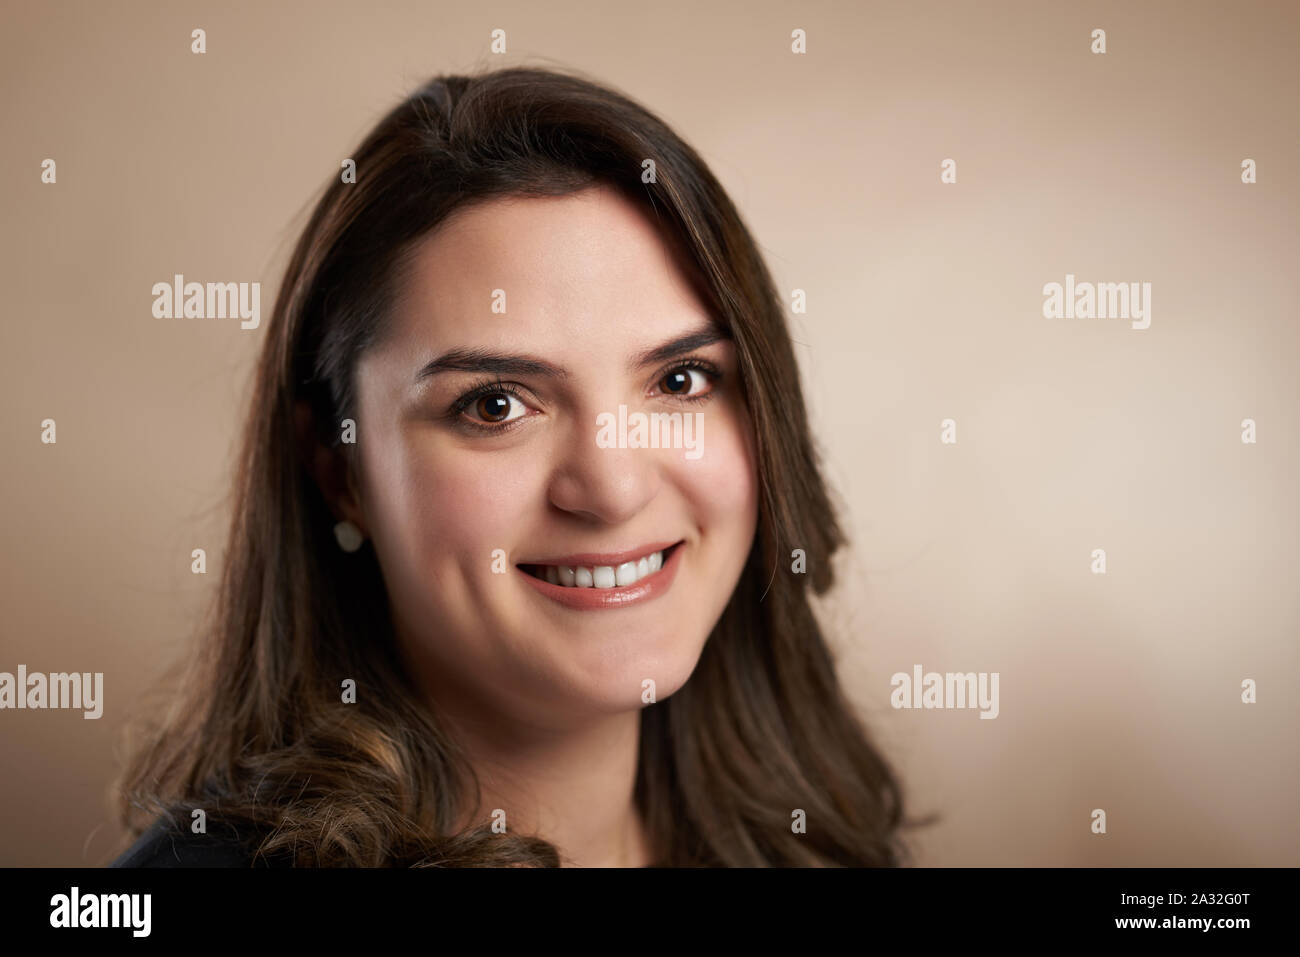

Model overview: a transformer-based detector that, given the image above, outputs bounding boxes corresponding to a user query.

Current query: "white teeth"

[531,547,671,589]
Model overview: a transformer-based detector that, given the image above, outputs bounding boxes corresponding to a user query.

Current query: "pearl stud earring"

[333,520,364,553]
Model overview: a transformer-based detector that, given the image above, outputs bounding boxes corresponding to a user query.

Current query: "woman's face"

[348,184,759,727]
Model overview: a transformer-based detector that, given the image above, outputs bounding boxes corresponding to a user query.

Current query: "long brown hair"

[115,64,917,866]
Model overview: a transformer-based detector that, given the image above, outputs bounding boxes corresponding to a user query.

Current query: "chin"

[546,626,709,715]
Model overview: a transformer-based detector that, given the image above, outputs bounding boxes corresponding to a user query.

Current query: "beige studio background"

[1,0,1296,866]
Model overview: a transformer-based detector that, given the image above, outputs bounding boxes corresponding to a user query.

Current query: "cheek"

[676,405,759,536]
[362,433,541,572]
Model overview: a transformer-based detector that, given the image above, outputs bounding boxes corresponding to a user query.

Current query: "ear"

[294,399,368,536]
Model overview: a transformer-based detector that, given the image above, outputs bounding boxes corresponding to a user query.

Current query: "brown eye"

[660,370,692,395]
[462,391,527,425]
[656,366,711,398]
[476,394,513,422]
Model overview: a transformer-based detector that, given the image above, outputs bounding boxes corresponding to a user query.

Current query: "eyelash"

[446,357,723,435]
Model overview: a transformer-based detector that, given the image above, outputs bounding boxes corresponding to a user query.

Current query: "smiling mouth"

[519,542,683,589]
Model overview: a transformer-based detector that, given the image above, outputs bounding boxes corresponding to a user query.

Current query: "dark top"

[110,816,287,868]
[113,816,663,867]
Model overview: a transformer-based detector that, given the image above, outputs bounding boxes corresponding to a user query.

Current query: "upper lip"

[516,540,682,567]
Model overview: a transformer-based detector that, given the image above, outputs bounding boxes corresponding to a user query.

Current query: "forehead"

[382,185,718,366]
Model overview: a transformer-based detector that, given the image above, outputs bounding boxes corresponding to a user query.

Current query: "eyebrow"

[411,324,729,385]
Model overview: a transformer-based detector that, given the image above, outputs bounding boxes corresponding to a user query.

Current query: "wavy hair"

[115,64,919,866]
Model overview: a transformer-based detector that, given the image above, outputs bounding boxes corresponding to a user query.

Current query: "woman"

[112,64,914,867]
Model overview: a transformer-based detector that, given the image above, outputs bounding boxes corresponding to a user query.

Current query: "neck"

[436,694,653,867]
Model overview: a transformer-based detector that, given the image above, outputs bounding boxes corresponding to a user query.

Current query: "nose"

[546,411,660,524]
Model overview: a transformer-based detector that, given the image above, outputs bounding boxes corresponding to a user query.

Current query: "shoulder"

[110,816,288,868]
